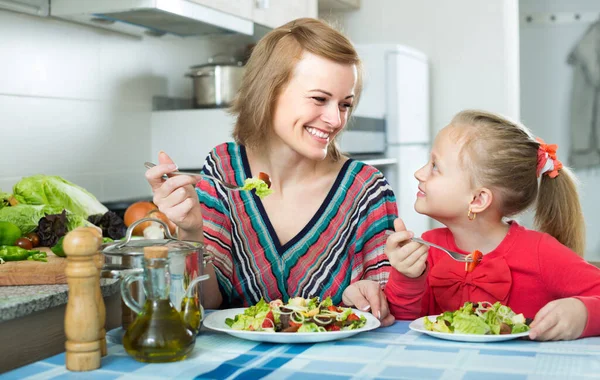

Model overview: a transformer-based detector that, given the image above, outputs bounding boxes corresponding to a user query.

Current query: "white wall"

[0,10,246,202]
[519,0,600,260]
[323,0,520,135]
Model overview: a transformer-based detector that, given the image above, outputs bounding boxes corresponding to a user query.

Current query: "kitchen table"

[3,320,600,379]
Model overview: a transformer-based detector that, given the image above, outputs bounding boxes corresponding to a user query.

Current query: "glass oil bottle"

[121,246,195,363]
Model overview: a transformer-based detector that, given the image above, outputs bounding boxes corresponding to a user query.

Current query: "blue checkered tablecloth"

[3,321,600,380]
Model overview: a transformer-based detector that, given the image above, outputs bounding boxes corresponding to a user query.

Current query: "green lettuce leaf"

[0,190,11,209]
[298,322,321,332]
[13,175,107,217]
[0,204,62,234]
[452,313,490,334]
[240,178,273,199]
[511,323,529,334]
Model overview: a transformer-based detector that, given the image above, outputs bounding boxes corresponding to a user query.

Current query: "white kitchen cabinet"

[252,0,318,29]
[0,0,48,16]
[318,0,360,12]
[186,0,253,20]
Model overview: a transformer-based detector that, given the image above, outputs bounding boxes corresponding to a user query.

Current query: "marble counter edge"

[0,279,120,323]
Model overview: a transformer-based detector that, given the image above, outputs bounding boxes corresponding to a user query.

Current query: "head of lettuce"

[12,175,107,217]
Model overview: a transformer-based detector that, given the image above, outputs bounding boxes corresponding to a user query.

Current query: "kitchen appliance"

[186,56,245,108]
[51,0,254,38]
[353,43,431,235]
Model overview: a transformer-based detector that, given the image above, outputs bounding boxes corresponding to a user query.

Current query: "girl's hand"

[145,151,204,236]
[529,298,588,341]
[342,280,395,327]
[385,218,428,278]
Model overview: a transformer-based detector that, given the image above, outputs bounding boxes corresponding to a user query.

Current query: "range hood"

[51,0,254,37]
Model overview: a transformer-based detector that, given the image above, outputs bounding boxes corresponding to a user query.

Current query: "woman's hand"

[342,280,395,327]
[528,298,587,341]
[145,151,204,238]
[385,218,428,278]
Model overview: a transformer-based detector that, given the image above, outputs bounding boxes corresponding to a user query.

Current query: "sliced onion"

[291,311,305,324]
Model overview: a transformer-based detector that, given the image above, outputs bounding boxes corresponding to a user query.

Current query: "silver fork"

[144,162,243,191]
[410,237,480,263]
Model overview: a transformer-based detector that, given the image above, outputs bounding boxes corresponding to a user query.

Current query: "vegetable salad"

[225,297,367,333]
[424,301,530,335]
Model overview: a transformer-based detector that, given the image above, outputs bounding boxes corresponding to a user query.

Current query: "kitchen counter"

[0,279,120,323]
[0,280,122,373]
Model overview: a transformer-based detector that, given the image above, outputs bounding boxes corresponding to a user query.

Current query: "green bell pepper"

[0,245,47,264]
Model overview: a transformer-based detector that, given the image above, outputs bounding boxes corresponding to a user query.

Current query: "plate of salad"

[203,296,380,343]
[409,301,531,342]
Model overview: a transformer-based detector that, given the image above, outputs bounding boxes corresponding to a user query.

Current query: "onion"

[124,201,158,235]
[146,209,177,235]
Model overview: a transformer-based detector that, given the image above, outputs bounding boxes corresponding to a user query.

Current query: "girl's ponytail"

[535,167,586,256]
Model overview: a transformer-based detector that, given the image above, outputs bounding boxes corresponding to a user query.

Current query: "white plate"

[409,316,530,343]
[203,307,380,343]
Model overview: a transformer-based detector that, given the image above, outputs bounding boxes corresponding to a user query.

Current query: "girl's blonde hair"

[230,18,362,161]
[451,110,586,256]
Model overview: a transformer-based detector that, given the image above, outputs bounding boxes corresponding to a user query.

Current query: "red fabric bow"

[429,256,512,312]
[536,137,563,178]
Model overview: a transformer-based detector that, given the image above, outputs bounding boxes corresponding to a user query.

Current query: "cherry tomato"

[25,232,40,248]
[258,172,272,188]
[466,250,483,272]
[15,237,33,250]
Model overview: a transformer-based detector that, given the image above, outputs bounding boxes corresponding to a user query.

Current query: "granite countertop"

[0,279,120,323]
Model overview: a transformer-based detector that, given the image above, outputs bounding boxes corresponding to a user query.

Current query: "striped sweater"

[196,143,397,307]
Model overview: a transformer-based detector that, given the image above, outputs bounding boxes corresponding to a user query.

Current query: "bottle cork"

[64,229,103,371]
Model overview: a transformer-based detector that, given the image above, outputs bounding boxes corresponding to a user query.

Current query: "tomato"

[261,311,274,328]
[258,172,271,188]
[465,250,483,272]
[326,324,340,331]
[25,232,40,248]
[347,313,360,322]
[15,237,33,250]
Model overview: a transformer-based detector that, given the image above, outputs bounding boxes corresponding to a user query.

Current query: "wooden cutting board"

[0,247,68,286]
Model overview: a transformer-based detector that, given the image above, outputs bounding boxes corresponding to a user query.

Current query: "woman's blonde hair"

[230,18,362,161]
[451,110,586,256]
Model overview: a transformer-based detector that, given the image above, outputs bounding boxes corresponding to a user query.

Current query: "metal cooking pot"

[186,54,245,108]
[100,218,213,329]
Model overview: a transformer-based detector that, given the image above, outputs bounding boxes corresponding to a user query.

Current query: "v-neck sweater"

[196,143,397,307]
[384,222,600,338]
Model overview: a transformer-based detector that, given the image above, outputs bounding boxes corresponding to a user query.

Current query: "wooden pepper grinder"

[81,227,107,356]
[64,229,103,371]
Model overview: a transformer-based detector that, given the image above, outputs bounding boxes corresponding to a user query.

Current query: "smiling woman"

[144,18,398,327]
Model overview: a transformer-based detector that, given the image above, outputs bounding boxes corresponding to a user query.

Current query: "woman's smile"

[305,126,331,143]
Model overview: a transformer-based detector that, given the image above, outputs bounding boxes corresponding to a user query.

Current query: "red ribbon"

[536,137,563,178]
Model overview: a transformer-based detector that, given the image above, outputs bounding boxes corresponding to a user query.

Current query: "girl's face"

[271,52,357,161]
[414,126,476,224]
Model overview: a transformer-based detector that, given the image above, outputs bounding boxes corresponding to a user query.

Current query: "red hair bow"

[536,138,563,178]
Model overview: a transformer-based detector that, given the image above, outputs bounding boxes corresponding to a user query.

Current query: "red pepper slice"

[465,250,483,272]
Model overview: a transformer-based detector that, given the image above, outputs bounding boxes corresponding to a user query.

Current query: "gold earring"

[467,209,477,221]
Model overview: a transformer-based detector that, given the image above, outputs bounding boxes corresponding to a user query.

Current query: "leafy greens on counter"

[12,175,108,217]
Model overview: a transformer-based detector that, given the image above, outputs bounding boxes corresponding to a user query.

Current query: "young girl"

[384,109,600,340]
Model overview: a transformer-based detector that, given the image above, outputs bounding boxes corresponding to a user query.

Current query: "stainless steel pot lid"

[102,239,204,257]
[101,217,206,257]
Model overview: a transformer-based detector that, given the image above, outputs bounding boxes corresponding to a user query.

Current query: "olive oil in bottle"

[122,247,196,363]
[180,296,202,334]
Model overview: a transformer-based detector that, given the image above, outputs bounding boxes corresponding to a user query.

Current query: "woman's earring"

[467,209,477,221]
